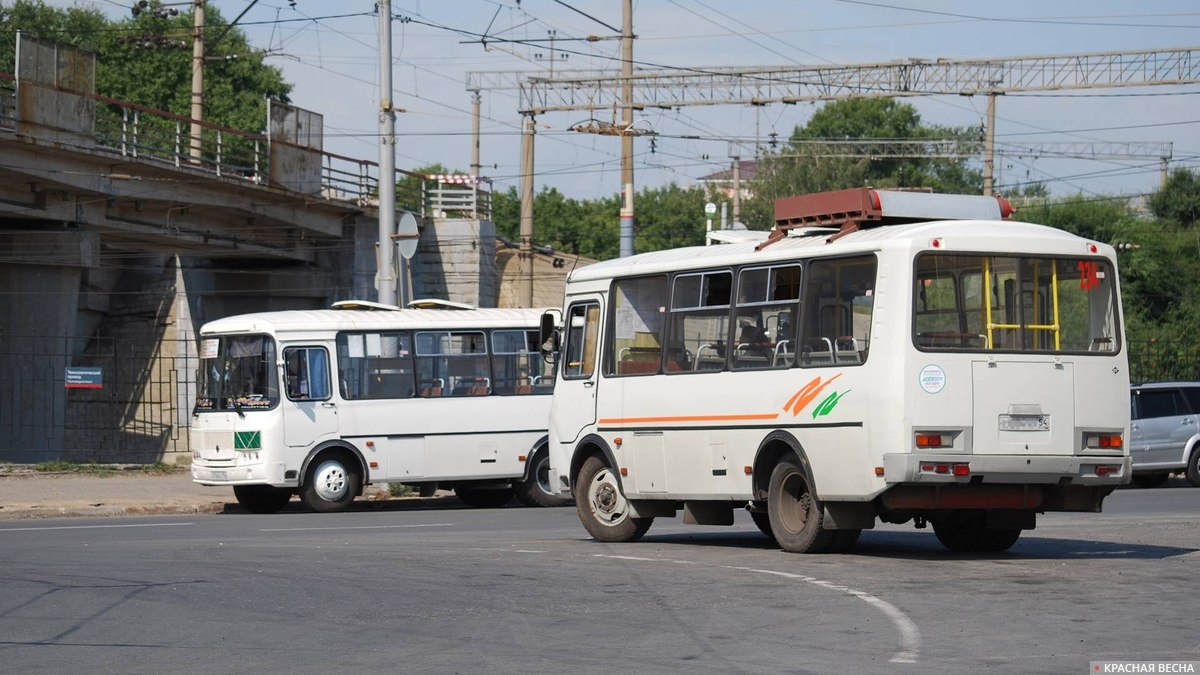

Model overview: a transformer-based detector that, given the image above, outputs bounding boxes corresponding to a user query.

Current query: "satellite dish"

[393,211,419,260]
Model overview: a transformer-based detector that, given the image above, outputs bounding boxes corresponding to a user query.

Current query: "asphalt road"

[1,482,1197,675]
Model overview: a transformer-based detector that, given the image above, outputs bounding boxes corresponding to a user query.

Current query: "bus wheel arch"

[569,434,621,496]
[751,431,807,501]
[298,443,365,513]
[570,436,652,543]
[514,437,568,507]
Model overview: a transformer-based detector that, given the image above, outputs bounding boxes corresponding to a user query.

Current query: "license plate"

[209,470,228,481]
[998,414,1049,431]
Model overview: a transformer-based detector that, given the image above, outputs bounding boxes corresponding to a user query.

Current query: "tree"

[1148,168,1200,229]
[0,0,291,134]
[492,182,711,261]
[741,98,984,229]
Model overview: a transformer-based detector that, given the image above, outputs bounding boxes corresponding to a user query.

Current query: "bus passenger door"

[552,299,602,446]
[282,346,339,447]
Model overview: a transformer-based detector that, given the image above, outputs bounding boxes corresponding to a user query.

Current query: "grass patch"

[32,461,179,476]
[389,483,415,497]
[34,460,78,473]
[137,462,175,476]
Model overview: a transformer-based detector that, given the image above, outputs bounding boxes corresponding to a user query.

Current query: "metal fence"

[0,334,196,463]
[1129,340,1200,384]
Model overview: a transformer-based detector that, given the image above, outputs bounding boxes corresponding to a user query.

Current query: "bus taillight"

[1085,434,1123,449]
[919,462,969,476]
[915,433,944,448]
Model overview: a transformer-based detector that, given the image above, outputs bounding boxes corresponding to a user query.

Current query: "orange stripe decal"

[784,374,842,417]
[598,413,781,425]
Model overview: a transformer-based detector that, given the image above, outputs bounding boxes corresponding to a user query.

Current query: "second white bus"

[190,305,564,513]
[541,188,1130,553]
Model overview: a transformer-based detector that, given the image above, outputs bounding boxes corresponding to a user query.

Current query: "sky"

[49,0,1200,203]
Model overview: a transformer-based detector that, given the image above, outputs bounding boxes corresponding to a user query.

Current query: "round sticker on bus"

[919,364,946,394]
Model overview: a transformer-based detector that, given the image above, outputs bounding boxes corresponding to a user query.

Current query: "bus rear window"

[914,254,1120,354]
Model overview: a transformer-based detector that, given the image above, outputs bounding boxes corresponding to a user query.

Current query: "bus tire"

[1132,472,1170,489]
[456,485,515,508]
[767,453,836,554]
[300,454,360,513]
[575,455,652,543]
[933,511,1021,553]
[826,528,862,553]
[514,449,568,508]
[1187,447,1200,488]
[233,484,292,514]
[749,509,776,542]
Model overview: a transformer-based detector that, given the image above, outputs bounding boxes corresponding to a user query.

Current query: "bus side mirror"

[539,311,560,355]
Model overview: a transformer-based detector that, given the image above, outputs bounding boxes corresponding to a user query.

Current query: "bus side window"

[800,256,876,367]
[284,347,331,400]
[564,302,600,379]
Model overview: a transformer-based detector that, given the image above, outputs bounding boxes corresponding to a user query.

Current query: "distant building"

[494,240,596,309]
[696,160,760,202]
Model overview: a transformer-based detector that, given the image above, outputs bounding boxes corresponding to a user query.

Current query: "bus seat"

[419,378,445,397]
[619,359,659,375]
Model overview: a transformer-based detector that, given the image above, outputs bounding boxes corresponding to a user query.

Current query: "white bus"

[541,188,1130,553]
[190,304,564,513]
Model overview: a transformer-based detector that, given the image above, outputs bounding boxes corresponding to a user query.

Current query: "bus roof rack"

[406,298,476,310]
[758,187,1016,250]
[331,300,401,311]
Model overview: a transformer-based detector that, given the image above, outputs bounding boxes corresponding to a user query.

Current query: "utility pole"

[519,114,536,307]
[189,0,205,160]
[377,0,398,306]
[618,0,635,258]
[470,90,481,178]
[982,93,997,196]
[731,155,741,224]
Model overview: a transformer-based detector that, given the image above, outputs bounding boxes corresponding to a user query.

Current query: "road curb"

[0,502,231,521]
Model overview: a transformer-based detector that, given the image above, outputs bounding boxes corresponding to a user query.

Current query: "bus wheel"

[826,528,862,553]
[749,509,776,542]
[933,511,1021,553]
[514,449,568,508]
[575,455,652,543]
[1132,472,1170,489]
[300,455,360,513]
[233,485,292,514]
[768,453,835,554]
[456,485,515,508]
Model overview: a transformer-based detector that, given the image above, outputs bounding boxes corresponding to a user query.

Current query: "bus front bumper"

[192,461,290,487]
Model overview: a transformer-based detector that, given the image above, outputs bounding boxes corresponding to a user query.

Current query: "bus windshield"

[914,253,1120,354]
[196,334,279,411]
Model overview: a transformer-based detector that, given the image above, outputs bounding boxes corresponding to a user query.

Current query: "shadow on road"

[634,528,1197,560]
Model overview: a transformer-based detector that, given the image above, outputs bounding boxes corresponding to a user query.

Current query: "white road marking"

[726,565,921,664]
[593,553,920,663]
[0,522,194,533]
[259,523,453,532]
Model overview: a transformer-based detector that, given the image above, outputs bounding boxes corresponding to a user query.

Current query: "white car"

[1129,382,1200,488]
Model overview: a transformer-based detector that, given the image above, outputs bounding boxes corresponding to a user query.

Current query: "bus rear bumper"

[882,453,1130,486]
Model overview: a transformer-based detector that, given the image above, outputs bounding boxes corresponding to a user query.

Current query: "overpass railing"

[0,75,491,220]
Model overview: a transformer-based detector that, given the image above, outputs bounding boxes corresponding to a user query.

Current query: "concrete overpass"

[0,37,497,462]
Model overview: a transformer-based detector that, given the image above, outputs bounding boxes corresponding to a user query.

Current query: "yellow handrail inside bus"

[983,257,994,349]
[982,257,1061,350]
[1050,261,1061,350]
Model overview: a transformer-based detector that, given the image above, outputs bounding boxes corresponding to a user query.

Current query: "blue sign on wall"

[65,367,103,389]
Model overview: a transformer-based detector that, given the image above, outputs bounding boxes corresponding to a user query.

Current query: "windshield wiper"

[229,397,245,418]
